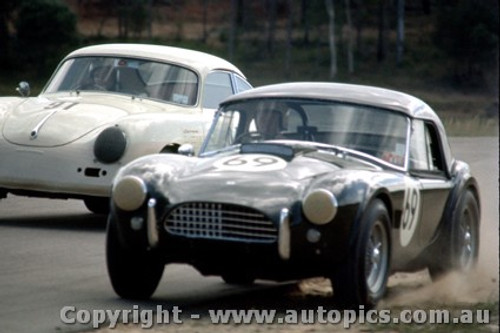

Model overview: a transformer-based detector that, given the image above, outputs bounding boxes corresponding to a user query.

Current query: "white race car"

[0,44,252,213]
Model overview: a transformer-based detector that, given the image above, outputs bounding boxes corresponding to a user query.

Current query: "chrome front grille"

[164,202,277,243]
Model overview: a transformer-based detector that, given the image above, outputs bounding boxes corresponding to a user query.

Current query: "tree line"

[0,0,498,89]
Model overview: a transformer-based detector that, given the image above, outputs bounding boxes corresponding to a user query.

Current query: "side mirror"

[16,81,30,97]
[178,143,195,156]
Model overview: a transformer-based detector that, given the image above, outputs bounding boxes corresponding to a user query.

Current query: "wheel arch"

[375,190,394,227]
[464,178,481,221]
[160,142,181,153]
[335,188,393,308]
[348,188,394,249]
[447,160,481,226]
[420,170,481,271]
[444,174,481,234]
[424,175,481,278]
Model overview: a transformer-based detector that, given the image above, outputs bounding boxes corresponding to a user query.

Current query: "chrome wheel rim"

[365,220,389,293]
[458,209,476,270]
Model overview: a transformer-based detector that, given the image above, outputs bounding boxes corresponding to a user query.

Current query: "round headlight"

[94,126,127,164]
[303,189,338,225]
[113,176,147,211]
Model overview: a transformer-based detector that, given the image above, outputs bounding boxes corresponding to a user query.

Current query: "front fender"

[306,170,399,252]
[115,112,209,159]
[111,154,196,248]
[114,153,195,188]
[0,97,25,113]
[0,97,26,129]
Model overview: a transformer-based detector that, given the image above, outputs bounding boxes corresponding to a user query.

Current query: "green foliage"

[0,0,26,66]
[434,0,499,86]
[15,0,79,75]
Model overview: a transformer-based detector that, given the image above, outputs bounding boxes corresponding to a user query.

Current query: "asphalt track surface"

[0,137,498,333]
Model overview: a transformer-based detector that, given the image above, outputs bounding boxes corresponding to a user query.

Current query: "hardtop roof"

[65,43,245,77]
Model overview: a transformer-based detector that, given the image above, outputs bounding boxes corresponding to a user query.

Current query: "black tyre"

[428,190,479,280]
[106,217,164,299]
[331,199,391,309]
[84,197,110,214]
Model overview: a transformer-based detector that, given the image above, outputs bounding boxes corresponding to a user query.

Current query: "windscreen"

[44,56,199,105]
[202,98,409,167]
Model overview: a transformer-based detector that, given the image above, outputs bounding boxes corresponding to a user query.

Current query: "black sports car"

[106,82,480,308]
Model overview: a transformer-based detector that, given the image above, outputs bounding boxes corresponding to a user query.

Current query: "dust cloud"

[382,209,499,307]
[296,214,499,308]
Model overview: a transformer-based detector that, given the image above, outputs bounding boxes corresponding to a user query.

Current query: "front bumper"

[112,198,358,281]
[0,143,118,198]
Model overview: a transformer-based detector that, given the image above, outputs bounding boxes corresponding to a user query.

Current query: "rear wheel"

[330,199,391,309]
[106,217,164,299]
[428,190,479,280]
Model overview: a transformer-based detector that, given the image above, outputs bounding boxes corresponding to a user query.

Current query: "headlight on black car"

[113,175,147,211]
[303,189,338,225]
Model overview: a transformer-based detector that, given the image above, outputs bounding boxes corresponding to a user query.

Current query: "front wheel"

[106,217,164,299]
[84,197,110,214]
[428,190,479,280]
[330,199,391,309]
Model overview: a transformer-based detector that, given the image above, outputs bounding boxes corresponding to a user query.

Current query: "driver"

[254,109,284,140]
[83,66,114,91]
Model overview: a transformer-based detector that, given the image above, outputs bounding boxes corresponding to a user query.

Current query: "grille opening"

[164,202,277,243]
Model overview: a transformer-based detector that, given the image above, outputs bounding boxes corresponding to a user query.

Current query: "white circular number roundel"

[400,179,421,247]
[213,154,287,172]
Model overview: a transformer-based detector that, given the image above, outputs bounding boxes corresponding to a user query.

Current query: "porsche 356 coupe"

[0,44,251,213]
[106,82,480,308]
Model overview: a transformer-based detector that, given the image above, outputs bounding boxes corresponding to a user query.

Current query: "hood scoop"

[240,143,297,161]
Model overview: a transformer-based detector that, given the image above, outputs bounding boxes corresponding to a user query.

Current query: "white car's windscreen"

[44,56,199,106]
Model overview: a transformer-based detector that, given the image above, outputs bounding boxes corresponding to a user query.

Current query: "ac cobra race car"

[0,44,251,213]
[107,82,480,308]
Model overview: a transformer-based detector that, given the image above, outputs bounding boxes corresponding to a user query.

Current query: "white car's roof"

[65,43,245,77]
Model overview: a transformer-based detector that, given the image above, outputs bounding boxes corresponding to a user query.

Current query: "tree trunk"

[202,0,208,43]
[396,0,405,65]
[266,0,277,55]
[301,0,310,44]
[345,0,354,73]
[325,0,337,79]
[285,0,293,79]
[377,0,388,62]
[228,0,238,61]
[355,0,364,57]
[147,0,153,40]
[422,0,431,15]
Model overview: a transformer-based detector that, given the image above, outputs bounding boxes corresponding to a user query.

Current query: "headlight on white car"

[94,126,127,163]
[303,189,338,225]
[113,176,147,211]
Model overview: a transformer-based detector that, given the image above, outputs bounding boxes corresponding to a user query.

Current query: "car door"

[405,119,453,250]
